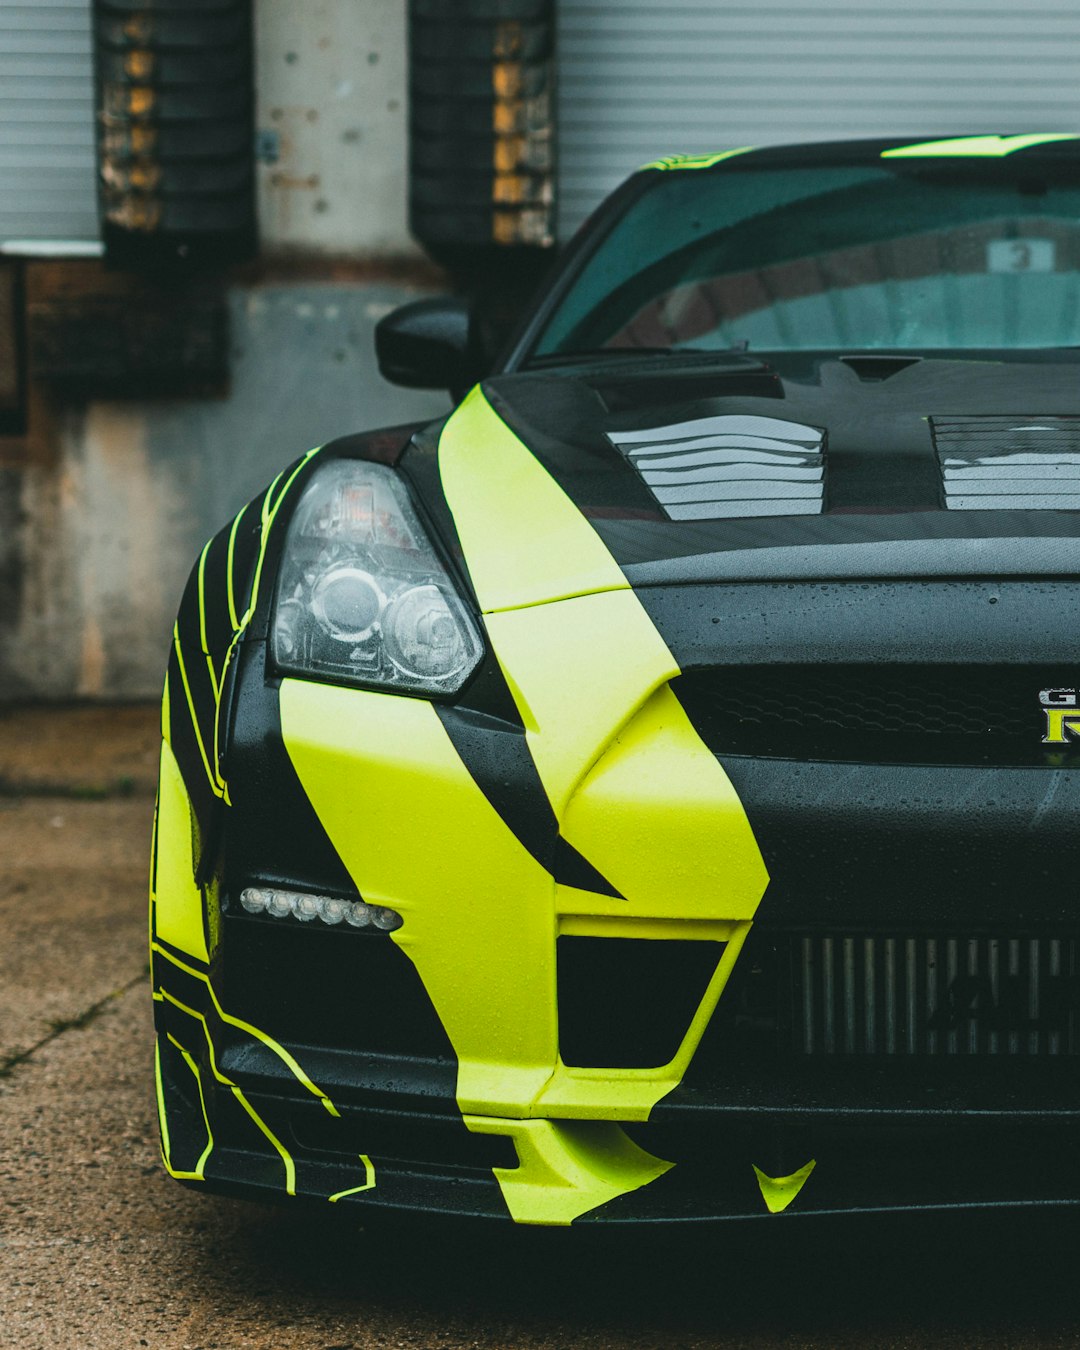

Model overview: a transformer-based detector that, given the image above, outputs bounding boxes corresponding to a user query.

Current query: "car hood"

[444,353,1080,586]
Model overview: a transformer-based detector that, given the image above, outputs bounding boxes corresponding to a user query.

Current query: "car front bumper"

[152,643,1080,1225]
[153,966,1080,1225]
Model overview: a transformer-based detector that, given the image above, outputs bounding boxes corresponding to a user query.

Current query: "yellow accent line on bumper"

[328,1155,377,1203]
[153,942,339,1117]
[754,1159,817,1214]
[465,1116,672,1226]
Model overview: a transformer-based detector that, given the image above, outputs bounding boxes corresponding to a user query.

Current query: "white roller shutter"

[557,0,1080,240]
[0,0,100,251]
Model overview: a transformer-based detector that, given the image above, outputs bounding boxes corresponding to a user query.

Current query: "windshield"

[532,162,1080,356]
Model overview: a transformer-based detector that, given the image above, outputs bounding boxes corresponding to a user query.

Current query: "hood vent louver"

[606,414,825,521]
[933,416,1080,511]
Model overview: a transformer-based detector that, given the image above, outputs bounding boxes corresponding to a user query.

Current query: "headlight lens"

[271,460,483,695]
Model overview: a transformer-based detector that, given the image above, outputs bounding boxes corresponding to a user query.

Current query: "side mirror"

[375,297,478,394]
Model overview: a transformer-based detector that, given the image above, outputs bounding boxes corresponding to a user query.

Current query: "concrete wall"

[0,279,449,702]
[256,0,418,257]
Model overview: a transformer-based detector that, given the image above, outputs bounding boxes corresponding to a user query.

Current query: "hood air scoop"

[932,415,1080,511]
[606,414,825,521]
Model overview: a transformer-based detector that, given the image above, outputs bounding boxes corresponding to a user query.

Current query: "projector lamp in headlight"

[383,583,470,680]
[310,566,385,643]
[271,460,483,695]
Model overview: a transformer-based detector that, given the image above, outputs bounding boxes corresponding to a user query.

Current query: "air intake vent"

[557,936,723,1068]
[607,414,824,520]
[932,415,1080,511]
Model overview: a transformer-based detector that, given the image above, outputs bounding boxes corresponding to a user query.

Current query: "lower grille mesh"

[674,664,1080,765]
[792,933,1080,1057]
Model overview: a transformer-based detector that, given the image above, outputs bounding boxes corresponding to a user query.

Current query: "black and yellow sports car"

[152,134,1080,1227]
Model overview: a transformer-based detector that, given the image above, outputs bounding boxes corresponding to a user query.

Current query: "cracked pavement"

[3,705,1080,1349]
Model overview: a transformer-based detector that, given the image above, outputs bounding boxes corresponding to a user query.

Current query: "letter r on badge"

[1043,708,1080,743]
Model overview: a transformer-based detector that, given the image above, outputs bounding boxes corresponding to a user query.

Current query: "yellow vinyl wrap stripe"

[165,1034,215,1180]
[231,1085,297,1195]
[197,539,217,693]
[225,501,248,631]
[328,1155,377,1203]
[161,667,171,742]
[154,1041,173,1169]
[172,621,222,802]
[155,986,298,1196]
[171,448,321,808]
[484,590,676,820]
[195,537,229,798]
[464,1117,672,1226]
[558,681,766,919]
[882,133,1078,159]
[280,682,559,1117]
[152,739,209,963]
[280,385,771,1224]
[437,387,629,612]
[215,450,321,804]
[753,1158,817,1214]
[639,146,753,171]
[241,452,320,634]
[155,1035,214,1183]
[153,942,340,1118]
[148,802,159,963]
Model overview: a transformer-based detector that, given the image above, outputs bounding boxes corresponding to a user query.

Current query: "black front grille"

[674,663,1080,765]
[711,930,1080,1060]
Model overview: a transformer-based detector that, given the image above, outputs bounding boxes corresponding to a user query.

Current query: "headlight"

[271,460,483,695]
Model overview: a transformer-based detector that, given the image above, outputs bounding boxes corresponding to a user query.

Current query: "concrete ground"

[4,705,1080,1349]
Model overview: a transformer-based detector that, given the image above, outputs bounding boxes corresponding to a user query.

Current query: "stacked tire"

[409,0,555,265]
[94,0,256,266]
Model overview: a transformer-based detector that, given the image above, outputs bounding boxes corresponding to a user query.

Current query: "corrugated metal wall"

[556,0,1080,240]
[0,0,99,249]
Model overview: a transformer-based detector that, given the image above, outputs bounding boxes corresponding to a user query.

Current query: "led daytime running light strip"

[240,887,402,932]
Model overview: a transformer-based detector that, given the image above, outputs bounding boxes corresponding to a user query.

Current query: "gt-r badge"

[1040,688,1080,742]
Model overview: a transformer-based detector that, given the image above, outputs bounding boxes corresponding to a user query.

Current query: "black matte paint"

[156,139,1080,1225]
